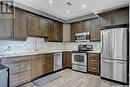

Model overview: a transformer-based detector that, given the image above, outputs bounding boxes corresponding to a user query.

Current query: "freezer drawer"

[101,59,127,83]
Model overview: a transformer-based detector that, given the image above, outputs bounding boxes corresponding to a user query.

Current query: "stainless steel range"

[72,45,93,72]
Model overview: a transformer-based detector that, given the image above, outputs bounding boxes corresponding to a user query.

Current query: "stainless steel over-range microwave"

[75,32,90,42]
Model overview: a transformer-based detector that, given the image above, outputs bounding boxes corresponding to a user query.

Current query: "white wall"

[63,24,71,42]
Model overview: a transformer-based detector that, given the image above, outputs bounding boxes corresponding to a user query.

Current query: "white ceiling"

[15,0,129,20]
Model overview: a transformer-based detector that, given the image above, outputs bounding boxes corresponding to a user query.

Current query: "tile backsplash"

[64,42,101,52]
[0,37,101,54]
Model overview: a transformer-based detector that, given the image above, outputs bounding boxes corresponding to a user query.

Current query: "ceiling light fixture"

[66,1,72,6]
[49,0,53,4]
[82,4,86,8]
[66,10,70,13]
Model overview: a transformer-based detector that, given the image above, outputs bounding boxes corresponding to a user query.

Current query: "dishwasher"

[54,52,63,71]
[0,64,9,87]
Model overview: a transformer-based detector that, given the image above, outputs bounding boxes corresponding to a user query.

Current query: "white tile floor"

[19,69,128,87]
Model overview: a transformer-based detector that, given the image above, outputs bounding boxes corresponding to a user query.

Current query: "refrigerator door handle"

[117,61,124,64]
[103,60,113,63]
[101,34,104,56]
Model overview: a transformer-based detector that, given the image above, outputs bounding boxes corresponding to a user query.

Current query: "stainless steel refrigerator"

[101,28,128,83]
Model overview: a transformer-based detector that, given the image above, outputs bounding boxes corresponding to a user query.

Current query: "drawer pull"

[90,60,97,62]
[91,67,96,70]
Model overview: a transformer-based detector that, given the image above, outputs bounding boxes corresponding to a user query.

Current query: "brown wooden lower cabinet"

[1,56,32,87]
[45,54,54,73]
[63,52,72,68]
[0,53,54,87]
[31,54,54,79]
[31,55,46,79]
[88,53,100,75]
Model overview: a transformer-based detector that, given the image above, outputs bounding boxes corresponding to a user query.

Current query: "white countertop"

[0,50,100,59]
[0,50,70,58]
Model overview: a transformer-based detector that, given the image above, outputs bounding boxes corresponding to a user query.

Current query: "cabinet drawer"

[1,56,31,64]
[88,64,99,73]
[88,58,99,63]
[88,54,99,63]
[3,61,31,74]
[10,70,31,87]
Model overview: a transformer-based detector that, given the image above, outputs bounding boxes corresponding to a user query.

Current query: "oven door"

[72,53,87,66]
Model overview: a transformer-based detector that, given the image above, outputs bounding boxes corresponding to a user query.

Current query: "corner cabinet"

[0,8,27,40]
[48,20,63,42]
[71,18,100,41]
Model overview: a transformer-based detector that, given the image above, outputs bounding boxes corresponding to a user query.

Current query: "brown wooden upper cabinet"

[27,13,39,37]
[27,13,49,37]
[99,7,129,27]
[0,8,27,40]
[28,13,63,41]
[39,17,49,37]
[71,18,100,41]
[48,20,63,42]
[71,22,83,41]
[0,16,14,39]
[14,9,27,39]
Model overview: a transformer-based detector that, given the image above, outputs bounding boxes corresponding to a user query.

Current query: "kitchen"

[0,0,129,87]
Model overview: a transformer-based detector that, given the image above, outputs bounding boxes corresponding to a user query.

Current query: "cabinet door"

[31,55,44,79]
[45,54,53,73]
[14,9,27,39]
[99,12,112,27]
[71,22,83,41]
[48,21,63,41]
[27,13,39,36]
[10,70,31,87]
[113,8,129,25]
[82,20,91,32]
[90,18,100,41]
[48,20,54,41]
[56,22,63,41]
[0,17,13,38]
[63,52,72,68]
[39,18,49,37]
